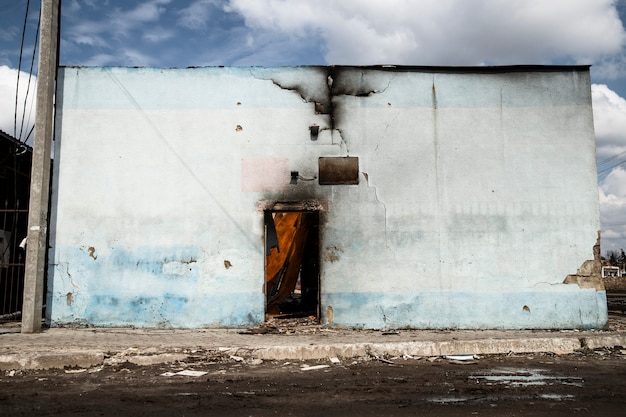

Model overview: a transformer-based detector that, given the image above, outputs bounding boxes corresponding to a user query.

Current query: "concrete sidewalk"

[1,319,626,371]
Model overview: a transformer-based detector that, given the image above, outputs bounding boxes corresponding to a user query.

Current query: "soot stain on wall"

[259,66,394,136]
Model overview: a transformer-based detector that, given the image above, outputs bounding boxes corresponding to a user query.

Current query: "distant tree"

[605,250,620,265]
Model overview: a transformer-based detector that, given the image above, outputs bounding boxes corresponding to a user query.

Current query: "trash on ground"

[447,359,478,365]
[64,369,87,374]
[161,370,208,377]
[329,357,340,364]
[443,355,477,361]
[300,364,330,371]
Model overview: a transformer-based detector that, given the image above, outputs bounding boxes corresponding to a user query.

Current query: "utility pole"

[22,0,60,333]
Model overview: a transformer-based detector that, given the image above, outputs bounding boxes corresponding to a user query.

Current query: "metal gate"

[0,201,28,322]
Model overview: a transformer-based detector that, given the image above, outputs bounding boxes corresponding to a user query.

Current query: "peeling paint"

[323,245,342,263]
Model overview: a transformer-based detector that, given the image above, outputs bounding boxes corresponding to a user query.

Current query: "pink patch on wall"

[241,158,289,192]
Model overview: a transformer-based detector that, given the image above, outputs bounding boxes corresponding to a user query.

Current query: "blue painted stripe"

[323,290,607,330]
[48,292,264,328]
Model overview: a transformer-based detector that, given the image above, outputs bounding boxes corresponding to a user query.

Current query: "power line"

[597,149,626,167]
[18,14,40,144]
[14,0,32,140]
[598,159,626,176]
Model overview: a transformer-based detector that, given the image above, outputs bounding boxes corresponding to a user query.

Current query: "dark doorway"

[264,210,319,320]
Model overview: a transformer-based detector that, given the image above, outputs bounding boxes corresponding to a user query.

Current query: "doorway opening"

[264,209,319,320]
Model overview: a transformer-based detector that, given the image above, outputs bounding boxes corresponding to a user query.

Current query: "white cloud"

[67,22,111,48]
[0,65,36,143]
[119,0,171,24]
[62,0,175,65]
[593,84,626,162]
[599,168,626,251]
[0,25,18,42]
[109,0,170,38]
[601,167,626,199]
[227,0,626,67]
[117,48,160,67]
[67,0,171,43]
[142,28,176,43]
[593,84,626,252]
[81,53,117,67]
[81,49,158,67]
[66,0,82,13]
[177,0,220,30]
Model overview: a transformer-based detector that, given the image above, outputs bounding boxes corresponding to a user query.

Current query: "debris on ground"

[300,364,330,371]
[160,370,208,377]
[238,315,323,335]
[443,354,477,361]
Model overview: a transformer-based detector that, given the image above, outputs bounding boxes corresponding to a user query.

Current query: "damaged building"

[47,65,607,329]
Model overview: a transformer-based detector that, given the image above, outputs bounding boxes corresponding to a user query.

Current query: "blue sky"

[1,0,626,253]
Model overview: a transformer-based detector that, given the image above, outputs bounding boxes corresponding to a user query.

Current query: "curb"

[0,351,104,371]
[250,334,626,360]
[2,334,625,371]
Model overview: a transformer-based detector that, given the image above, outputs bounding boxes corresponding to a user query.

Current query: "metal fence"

[0,201,28,322]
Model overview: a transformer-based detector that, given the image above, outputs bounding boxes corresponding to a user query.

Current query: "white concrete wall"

[48,66,606,329]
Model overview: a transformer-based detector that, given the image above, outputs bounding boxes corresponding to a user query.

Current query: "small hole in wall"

[309,125,319,141]
[523,305,530,312]
[235,125,243,132]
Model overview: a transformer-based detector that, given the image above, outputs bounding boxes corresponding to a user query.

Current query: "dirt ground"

[604,278,626,291]
[1,348,625,417]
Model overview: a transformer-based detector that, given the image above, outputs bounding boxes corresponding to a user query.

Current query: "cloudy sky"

[0,0,625,254]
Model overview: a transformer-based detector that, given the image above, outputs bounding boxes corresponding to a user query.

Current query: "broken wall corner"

[563,231,605,291]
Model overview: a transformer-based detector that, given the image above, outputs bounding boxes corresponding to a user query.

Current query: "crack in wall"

[432,76,444,287]
[382,111,401,142]
[363,171,390,252]
[334,128,350,154]
[54,262,81,290]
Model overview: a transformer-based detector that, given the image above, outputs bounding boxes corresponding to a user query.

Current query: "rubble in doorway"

[238,315,330,335]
